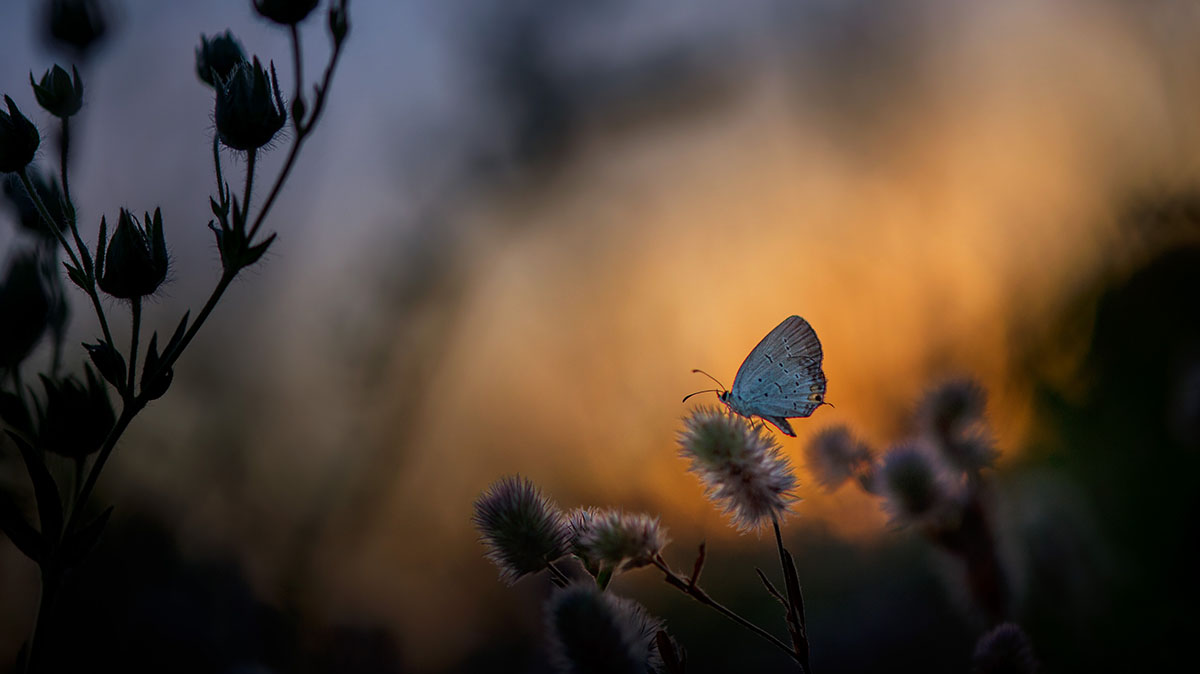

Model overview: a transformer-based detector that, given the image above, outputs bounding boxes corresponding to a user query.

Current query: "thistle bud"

[215,58,286,152]
[546,585,664,674]
[571,509,668,573]
[678,407,798,532]
[878,444,950,525]
[805,425,874,490]
[37,367,115,459]
[253,0,320,26]
[0,251,52,369]
[971,623,1038,674]
[472,475,570,584]
[0,96,40,174]
[196,31,247,89]
[97,208,168,299]
[30,65,83,118]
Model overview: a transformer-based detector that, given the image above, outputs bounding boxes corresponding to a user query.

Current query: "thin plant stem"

[63,404,139,536]
[155,270,234,378]
[21,580,42,674]
[546,561,571,587]
[772,516,810,673]
[652,556,800,664]
[241,149,256,222]
[289,24,304,125]
[595,566,614,591]
[59,116,72,216]
[10,365,26,409]
[248,33,347,240]
[126,298,141,400]
[17,169,115,349]
[213,134,226,203]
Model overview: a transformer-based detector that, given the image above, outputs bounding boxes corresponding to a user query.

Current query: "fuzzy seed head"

[546,584,664,674]
[971,623,1038,674]
[917,377,987,438]
[472,475,570,585]
[917,377,998,473]
[573,509,668,572]
[678,406,798,532]
[879,444,949,525]
[805,425,873,490]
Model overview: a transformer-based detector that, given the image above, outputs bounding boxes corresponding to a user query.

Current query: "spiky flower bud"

[678,407,798,532]
[215,58,286,151]
[0,251,52,369]
[572,509,668,573]
[97,208,169,300]
[971,623,1038,674]
[3,171,66,239]
[0,96,40,174]
[196,32,247,89]
[37,366,115,458]
[878,444,950,525]
[30,65,83,118]
[805,425,873,490]
[253,0,320,26]
[546,584,664,674]
[472,475,570,585]
[45,0,108,55]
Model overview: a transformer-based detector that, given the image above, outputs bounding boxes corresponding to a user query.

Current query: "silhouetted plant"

[0,2,350,671]
[473,405,818,673]
[807,376,1038,664]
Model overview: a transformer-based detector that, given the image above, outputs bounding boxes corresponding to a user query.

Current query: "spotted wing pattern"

[727,316,826,435]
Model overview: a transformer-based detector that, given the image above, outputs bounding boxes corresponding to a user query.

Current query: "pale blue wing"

[730,315,826,419]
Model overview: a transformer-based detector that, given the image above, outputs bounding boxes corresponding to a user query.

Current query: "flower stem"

[772,517,810,673]
[212,134,226,203]
[126,298,141,400]
[17,169,115,349]
[247,28,348,241]
[241,148,256,223]
[289,24,304,126]
[652,556,800,664]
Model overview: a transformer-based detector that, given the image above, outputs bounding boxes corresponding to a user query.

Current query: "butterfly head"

[682,369,731,406]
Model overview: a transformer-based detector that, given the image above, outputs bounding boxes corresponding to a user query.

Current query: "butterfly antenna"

[682,389,722,403]
[690,369,727,391]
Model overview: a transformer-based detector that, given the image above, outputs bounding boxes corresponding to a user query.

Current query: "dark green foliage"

[37,367,115,459]
[0,251,52,368]
[0,489,43,563]
[140,314,189,401]
[6,431,63,544]
[83,340,126,391]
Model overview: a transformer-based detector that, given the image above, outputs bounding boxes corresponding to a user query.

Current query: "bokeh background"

[2,0,1199,671]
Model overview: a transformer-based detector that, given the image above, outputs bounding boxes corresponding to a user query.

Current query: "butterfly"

[684,315,829,436]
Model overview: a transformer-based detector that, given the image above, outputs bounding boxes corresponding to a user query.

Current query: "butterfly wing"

[729,316,827,422]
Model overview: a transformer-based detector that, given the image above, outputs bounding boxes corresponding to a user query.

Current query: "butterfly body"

[704,316,828,437]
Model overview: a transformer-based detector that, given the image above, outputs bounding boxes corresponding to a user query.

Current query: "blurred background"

[2,0,1199,671]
